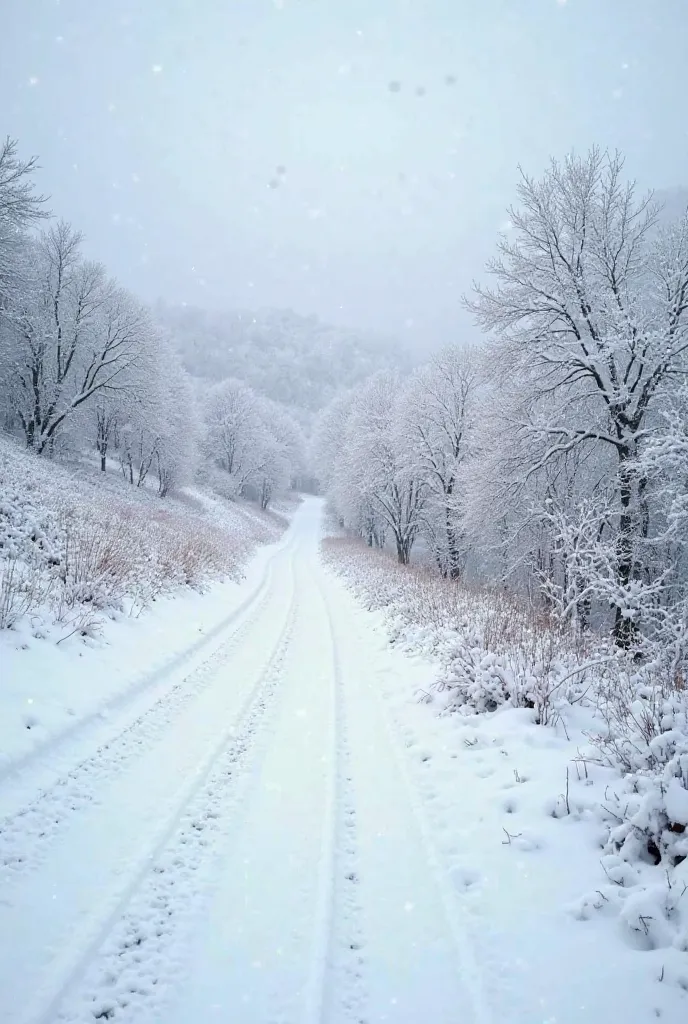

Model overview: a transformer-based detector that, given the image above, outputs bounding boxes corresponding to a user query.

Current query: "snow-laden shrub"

[572,859,688,953]
[603,770,688,869]
[322,536,594,722]
[583,656,688,870]
[0,482,62,570]
[324,534,688,965]
[0,437,276,633]
[589,659,688,774]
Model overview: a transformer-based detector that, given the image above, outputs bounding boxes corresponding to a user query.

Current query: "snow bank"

[0,437,287,763]
[0,437,283,628]
[323,536,688,1003]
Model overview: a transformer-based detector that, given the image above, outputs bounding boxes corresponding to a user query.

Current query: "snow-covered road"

[0,498,494,1024]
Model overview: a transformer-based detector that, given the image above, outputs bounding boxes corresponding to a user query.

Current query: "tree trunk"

[395,533,412,565]
[446,515,461,580]
[613,451,639,648]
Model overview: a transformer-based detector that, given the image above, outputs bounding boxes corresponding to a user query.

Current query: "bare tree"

[204,378,264,494]
[0,136,49,297]
[402,345,478,578]
[94,394,121,472]
[4,222,154,453]
[344,373,427,564]
[468,148,688,645]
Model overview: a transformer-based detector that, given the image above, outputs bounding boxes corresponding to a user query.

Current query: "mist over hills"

[159,303,415,415]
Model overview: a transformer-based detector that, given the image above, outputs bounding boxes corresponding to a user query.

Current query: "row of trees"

[0,137,305,507]
[315,149,688,651]
[313,347,476,573]
[203,377,305,508]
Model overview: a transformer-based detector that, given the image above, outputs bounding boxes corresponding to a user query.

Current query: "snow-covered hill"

[159,303,414,416]
[0,435,285,637]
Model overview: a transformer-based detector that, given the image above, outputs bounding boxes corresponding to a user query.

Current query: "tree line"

[315,149,688,652]
[0,137,305,508]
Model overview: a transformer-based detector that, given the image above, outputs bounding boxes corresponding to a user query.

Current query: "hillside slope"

[0,436,285,635]
[159,304,413,414]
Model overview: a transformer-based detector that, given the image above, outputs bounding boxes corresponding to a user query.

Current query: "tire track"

[304,571,366,1024]
[0,553,284,884]
[318,565,501,1024]
[18,569,299,1024]
[0,532,291,788]
[341,598,495,1024]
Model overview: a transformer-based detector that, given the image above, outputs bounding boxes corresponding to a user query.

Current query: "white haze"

[3,0,688,349]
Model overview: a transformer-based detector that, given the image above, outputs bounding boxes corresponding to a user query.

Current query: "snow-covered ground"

[0,435,283,638]
[0,435,288,771]
[1,498,686,1023]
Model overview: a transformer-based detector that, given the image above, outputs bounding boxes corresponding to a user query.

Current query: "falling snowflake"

[152,64,163,74]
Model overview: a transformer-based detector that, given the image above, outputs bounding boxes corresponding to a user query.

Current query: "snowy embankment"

[322,537,688,1010]
[0,437,287,767]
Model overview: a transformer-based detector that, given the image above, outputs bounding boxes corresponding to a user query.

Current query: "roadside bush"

[323,533,688,949]
[0,437,273,634]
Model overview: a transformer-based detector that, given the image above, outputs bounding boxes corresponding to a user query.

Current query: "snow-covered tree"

[115,345,197,496]
[311,390,356,501]
[338,372,427,563]
[401,346,478,577]
[202,380,303,508]
[203,378,266,496]
[261,398,307,490]
[468,149,688,645]
[0,136,48,301]
[1,222,154,454]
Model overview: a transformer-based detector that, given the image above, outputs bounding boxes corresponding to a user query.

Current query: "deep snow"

[0,497,686,1023]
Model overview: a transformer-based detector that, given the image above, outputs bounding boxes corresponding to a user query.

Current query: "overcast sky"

[3,0,688,348]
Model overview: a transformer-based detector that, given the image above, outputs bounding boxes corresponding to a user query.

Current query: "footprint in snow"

[449,864,482,891]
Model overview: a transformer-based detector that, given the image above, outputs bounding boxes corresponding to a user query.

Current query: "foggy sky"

[4,0,688,350]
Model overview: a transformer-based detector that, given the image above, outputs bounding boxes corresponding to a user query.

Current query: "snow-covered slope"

[323,536,688,1017]
[0,435,283,627]
[0,436,287,763]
